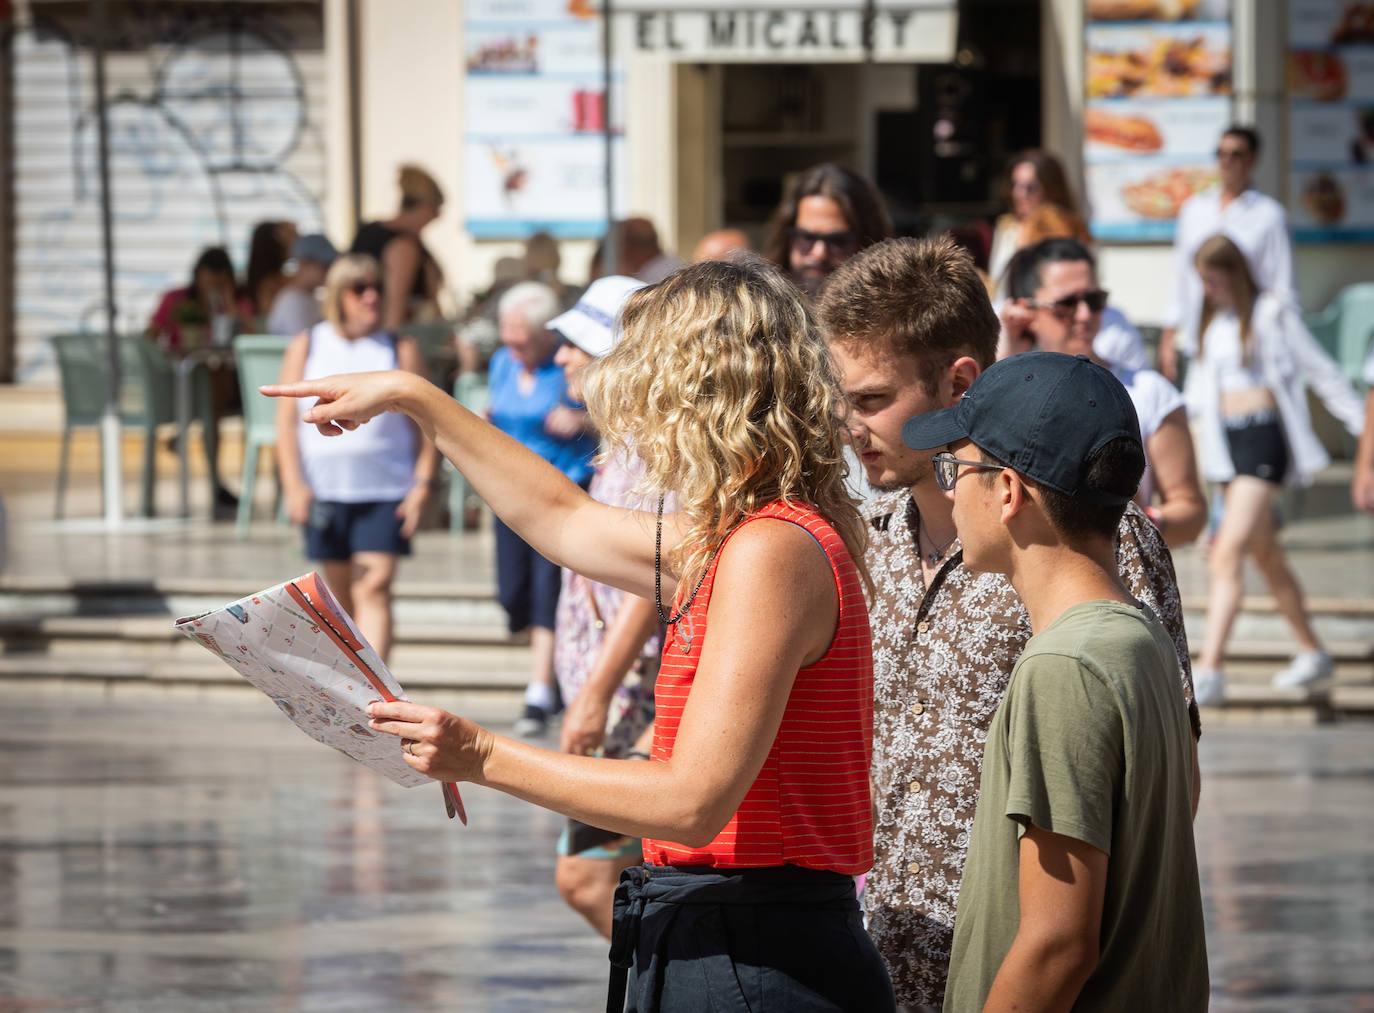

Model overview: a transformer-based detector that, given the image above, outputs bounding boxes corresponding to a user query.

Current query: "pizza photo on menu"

[1121,166,1219,218]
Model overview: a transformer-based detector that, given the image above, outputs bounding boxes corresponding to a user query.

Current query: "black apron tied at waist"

[607,865,648,1013]
[605,864,863,1013]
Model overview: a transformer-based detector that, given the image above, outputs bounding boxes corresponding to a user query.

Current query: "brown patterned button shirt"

[862,490,1199,1009]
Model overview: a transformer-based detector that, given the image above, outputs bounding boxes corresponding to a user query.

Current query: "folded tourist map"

[173,572,466,823]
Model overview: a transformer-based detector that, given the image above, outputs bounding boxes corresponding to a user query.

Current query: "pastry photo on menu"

[1087,30,1232,98]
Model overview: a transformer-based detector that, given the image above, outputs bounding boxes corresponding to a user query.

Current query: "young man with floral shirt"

[818,237,1201,1011]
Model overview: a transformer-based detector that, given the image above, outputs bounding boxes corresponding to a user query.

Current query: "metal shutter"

[11,2,328,381]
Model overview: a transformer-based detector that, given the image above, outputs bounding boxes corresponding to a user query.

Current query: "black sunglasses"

[789,227,858,255]
[347,280,383,296]
[931,452,1004,492]
[1027,289,1110,317]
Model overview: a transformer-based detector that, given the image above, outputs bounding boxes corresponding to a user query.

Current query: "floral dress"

[552,451,669,756]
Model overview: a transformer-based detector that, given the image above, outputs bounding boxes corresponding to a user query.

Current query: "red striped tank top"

[642,500,875,875]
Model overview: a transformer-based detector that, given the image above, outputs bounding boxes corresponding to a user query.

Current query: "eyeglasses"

[1027,289,1110,318]
[931,452,1005,492]
[347,281,383,296]
[789,227,857,256]
[1215,147,1250,162]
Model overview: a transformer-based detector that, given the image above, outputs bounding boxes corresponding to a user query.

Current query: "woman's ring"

[404,740,415,756]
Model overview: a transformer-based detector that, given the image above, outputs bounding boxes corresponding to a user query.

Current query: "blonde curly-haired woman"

[264,260,895,1011]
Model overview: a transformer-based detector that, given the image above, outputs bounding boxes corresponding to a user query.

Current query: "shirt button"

[916,620,930,633]
[908,780,922,793]
[911,702,925,715]
[908,861,921,874]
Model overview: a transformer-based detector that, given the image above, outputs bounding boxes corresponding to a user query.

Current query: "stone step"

[0,613,522,650]
[0,646,529,692]
[0,575,511,628]
[1180,595,1374,651]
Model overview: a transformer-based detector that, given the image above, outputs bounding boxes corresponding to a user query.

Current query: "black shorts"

[1223,413,1288,485]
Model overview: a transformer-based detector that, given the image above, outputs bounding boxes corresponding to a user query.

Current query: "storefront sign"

[1082,0,1233,242]
[463,0,628,240]
[585,1,956,63]
[621,6,954,62]
[1287,0,1374,241]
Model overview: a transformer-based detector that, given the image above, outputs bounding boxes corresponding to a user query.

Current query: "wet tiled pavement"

[1,687,1371,1011]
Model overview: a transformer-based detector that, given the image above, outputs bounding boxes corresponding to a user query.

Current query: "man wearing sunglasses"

[762,162,892,298]
[818,238,1200,1012]
[1158,125,1294,384]
[1000,238,1208,548]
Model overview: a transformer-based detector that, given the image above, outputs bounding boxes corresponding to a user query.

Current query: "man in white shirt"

[1158,126,1295,383]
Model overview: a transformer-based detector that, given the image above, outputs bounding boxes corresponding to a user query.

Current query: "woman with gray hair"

[489,281,599,735]
[273,252,437,662]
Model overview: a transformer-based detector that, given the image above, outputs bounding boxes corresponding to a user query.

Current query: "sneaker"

[1272,649,1333,691]
[1193,667,1225,707]
[514,704,549,737]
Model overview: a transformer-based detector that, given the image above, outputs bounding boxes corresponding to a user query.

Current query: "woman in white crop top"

[274,253,436,662]
[1188,236,1364,705]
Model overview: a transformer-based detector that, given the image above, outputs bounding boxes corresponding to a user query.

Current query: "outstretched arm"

[262,369,687,600]
[366,520,839,845]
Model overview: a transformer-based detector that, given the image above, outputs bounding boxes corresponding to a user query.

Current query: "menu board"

[1082,0,1233,241]
[1288,0,1374,240]
[464,0,627,240]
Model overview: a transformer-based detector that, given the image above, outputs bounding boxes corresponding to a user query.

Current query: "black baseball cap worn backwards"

[901,352,1144,506]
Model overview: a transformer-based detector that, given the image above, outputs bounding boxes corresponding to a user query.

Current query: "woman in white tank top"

[273,253,437,662]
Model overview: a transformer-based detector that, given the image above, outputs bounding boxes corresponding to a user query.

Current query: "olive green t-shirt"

[944,600,1208,1013]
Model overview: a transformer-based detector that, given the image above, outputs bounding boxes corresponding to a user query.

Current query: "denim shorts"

[304,499,410,561]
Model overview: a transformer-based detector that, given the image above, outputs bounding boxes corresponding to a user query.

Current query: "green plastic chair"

[447,371,490,532]
[233,334,293,536]
[1305,283,1374,385]
[50,333,187,518]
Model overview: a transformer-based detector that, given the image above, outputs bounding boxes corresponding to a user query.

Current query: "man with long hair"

[762,162,892,298]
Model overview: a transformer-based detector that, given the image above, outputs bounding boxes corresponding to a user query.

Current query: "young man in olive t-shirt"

[903,352,1208,1012]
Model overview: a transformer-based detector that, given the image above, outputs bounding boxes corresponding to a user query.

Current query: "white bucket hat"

[547,275,647,359]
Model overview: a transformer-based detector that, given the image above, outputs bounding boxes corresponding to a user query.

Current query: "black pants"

[608,864,895,1012]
